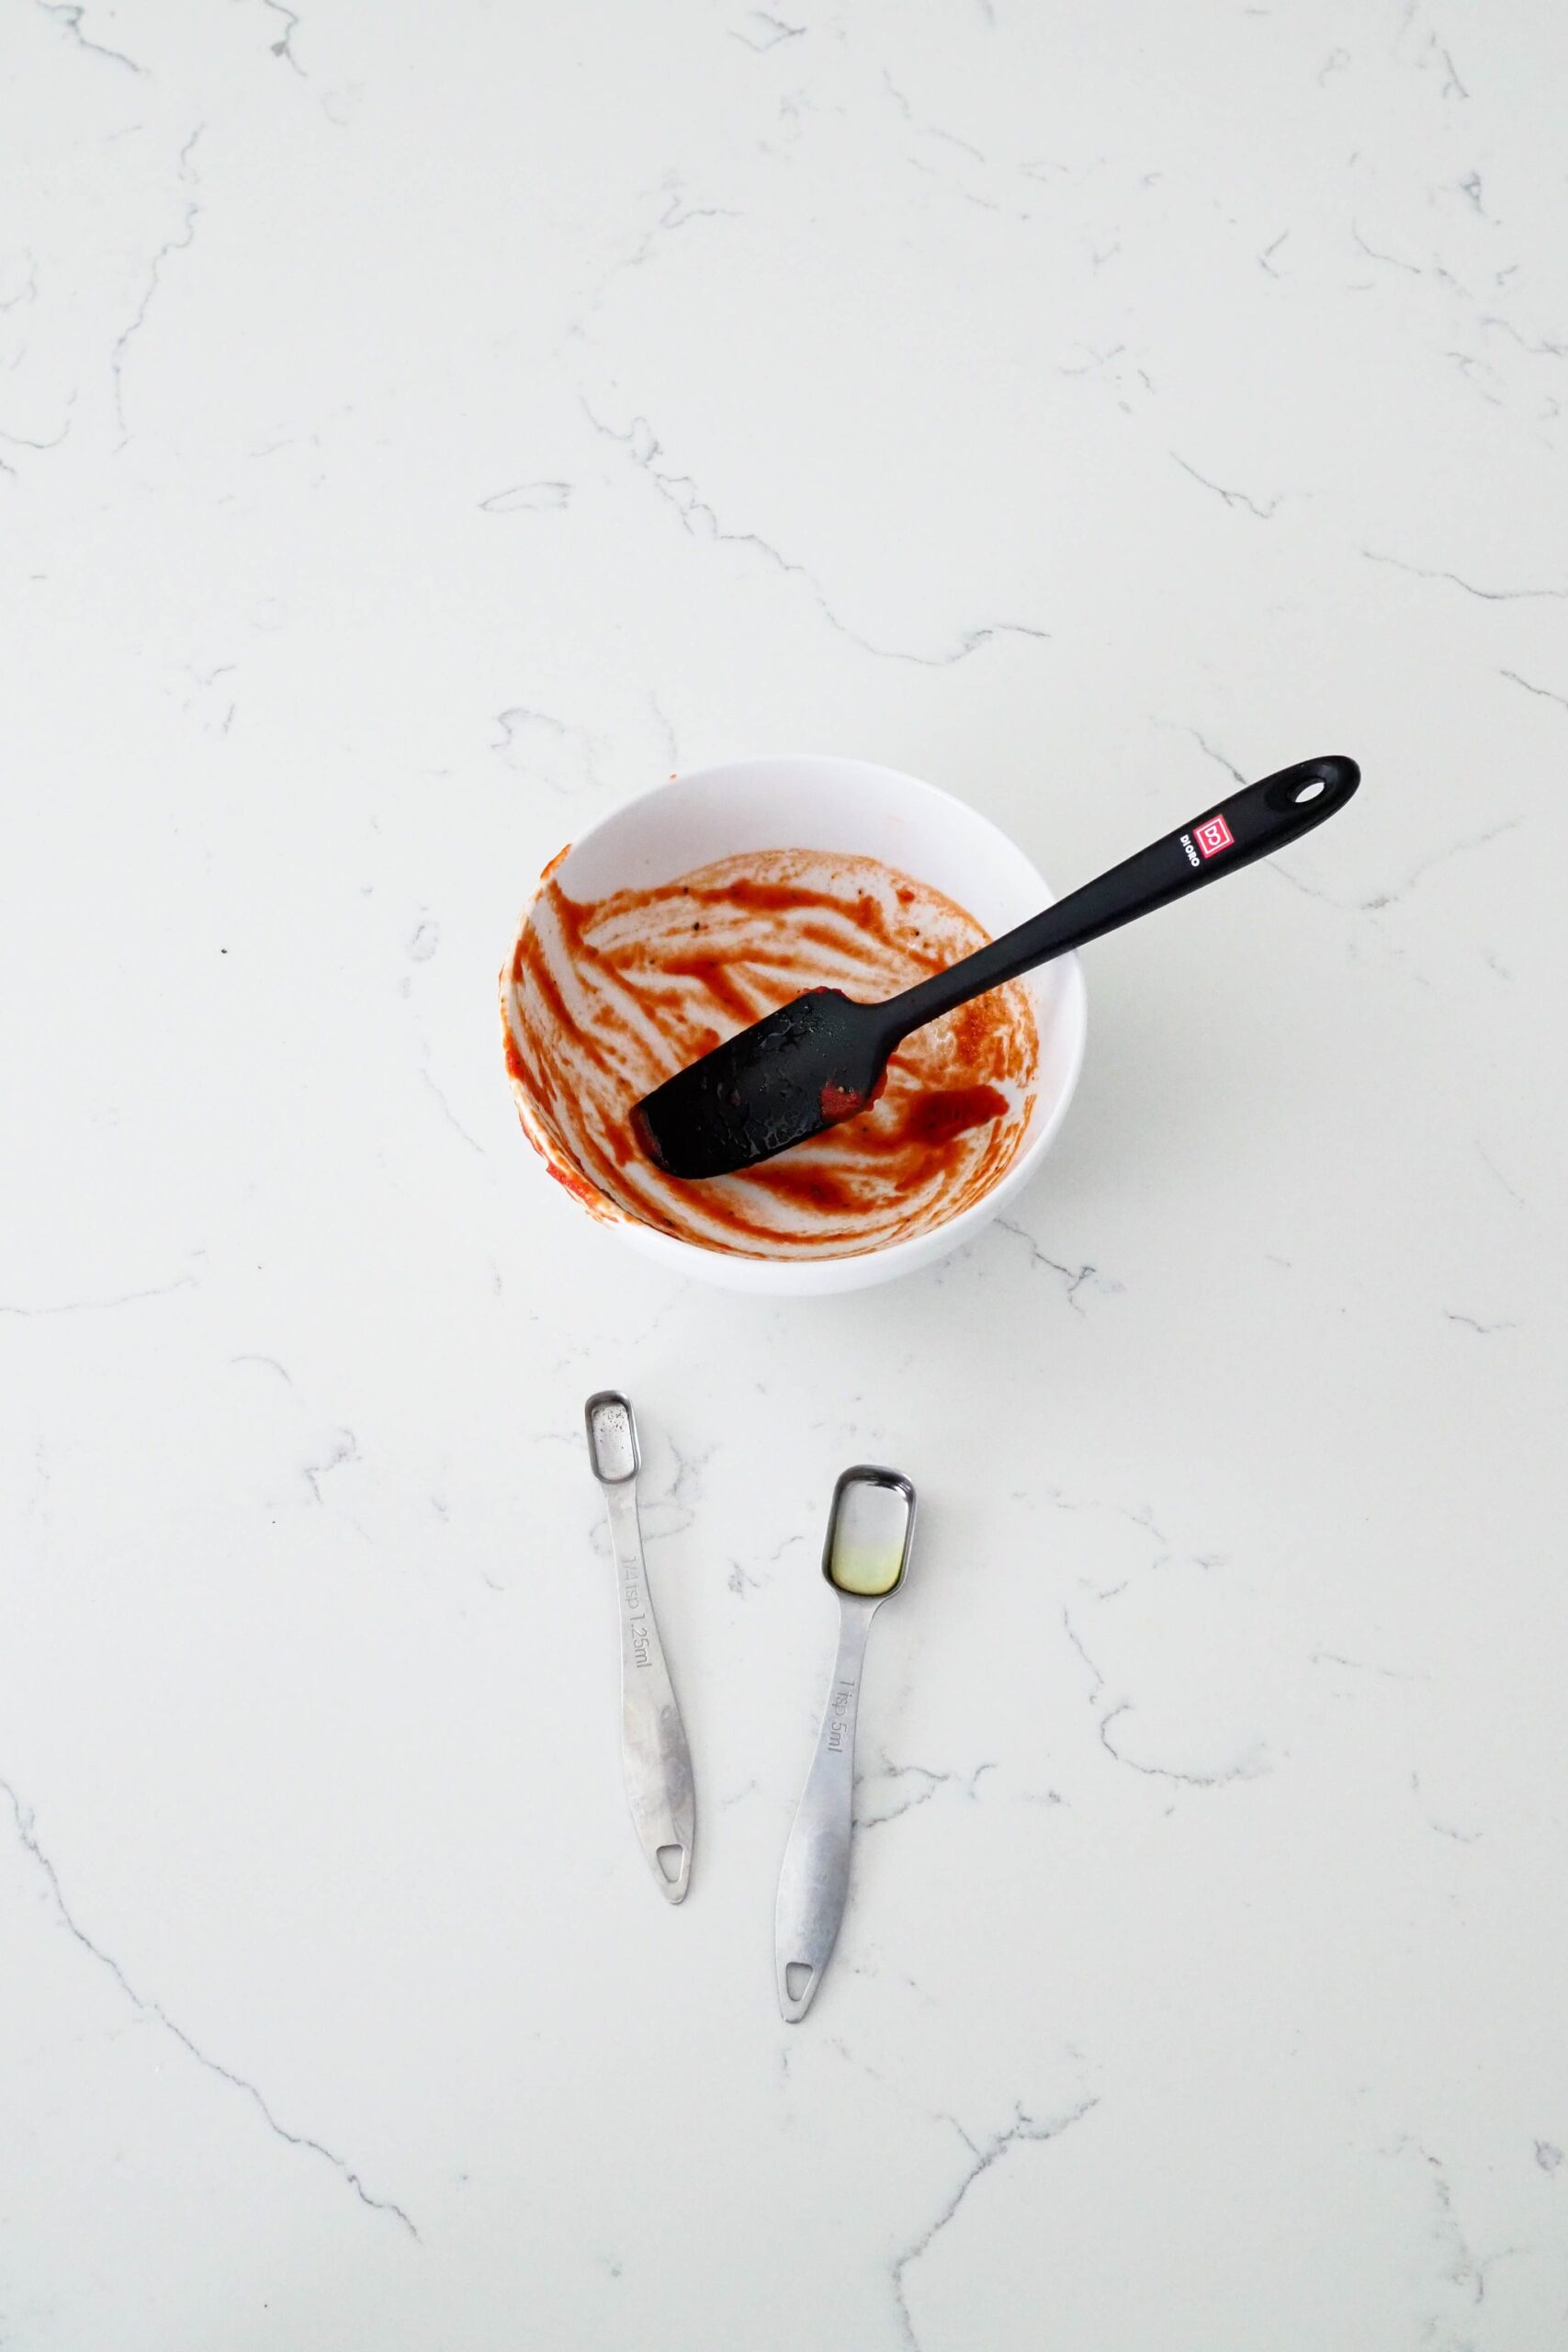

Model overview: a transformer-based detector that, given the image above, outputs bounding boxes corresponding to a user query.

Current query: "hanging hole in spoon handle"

[782,1960,816,2017]
[656,1841,691,1901]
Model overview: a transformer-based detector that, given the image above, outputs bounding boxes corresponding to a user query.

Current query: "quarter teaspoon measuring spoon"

[585,1391,695,1903]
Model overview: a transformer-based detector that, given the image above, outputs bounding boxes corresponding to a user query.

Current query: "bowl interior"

[507,756,1084,1283]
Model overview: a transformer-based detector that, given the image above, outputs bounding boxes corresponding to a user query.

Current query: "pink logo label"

[1194,815,1235,859]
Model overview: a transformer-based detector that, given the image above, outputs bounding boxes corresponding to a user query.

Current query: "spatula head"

[633,988,890,1179]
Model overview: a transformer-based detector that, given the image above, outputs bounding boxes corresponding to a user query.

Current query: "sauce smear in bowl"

[503,847,1040,1261]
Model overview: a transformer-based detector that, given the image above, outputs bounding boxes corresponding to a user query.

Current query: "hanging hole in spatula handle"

[1187,753,1360,872]
[1257,753,1359,823]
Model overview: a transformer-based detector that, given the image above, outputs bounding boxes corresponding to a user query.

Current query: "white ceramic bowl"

[502,755,1087,1295]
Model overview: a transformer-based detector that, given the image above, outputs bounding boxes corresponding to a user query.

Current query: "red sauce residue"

[500,846,1041,1261]
[897,1084,1010,1146]
[660,955,761,1024]
[540,843,571,883]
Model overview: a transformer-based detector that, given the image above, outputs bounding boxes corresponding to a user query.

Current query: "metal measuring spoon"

[774,1466,917,2019]
[585,1392,695,1903]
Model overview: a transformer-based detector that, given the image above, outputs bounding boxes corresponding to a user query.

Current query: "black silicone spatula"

[633,753,1360,1180]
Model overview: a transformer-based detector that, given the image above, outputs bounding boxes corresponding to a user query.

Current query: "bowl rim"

[500,753,1089,1284]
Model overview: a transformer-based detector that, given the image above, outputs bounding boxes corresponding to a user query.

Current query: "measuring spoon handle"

[774,1598,876,2021]
[586,1392,695,1905]
[603,1481,694,1902]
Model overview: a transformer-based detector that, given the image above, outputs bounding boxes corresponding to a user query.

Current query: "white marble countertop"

[4,4,1565,2346]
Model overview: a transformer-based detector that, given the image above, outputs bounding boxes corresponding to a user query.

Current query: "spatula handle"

[888,753,1359,1038]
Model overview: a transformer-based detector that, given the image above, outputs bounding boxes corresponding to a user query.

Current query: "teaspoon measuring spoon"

[585,1391,695,1903]
[774,1466,917,2020]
